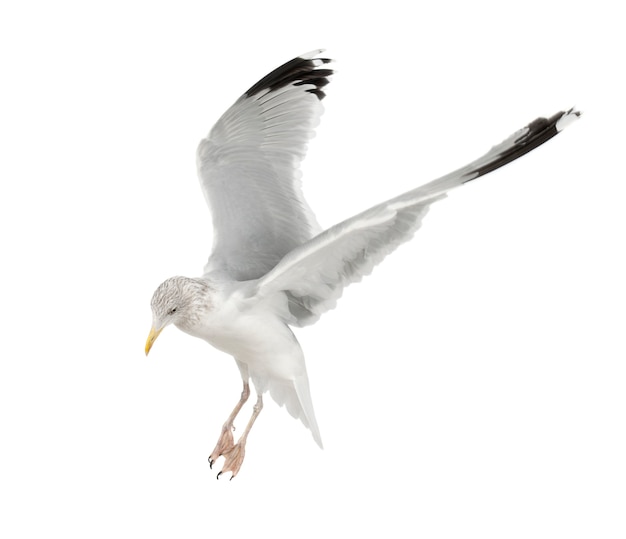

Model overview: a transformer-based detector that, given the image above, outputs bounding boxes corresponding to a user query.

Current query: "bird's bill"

[145,326,163,356]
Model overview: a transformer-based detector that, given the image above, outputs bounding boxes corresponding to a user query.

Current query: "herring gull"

[145,50,580,479]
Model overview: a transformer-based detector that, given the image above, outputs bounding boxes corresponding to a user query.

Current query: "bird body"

[146,50,579,478]
[156,275,322,448]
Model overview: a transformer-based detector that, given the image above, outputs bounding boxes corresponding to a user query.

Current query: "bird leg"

[208,382,250,469]
[216,394,263,480]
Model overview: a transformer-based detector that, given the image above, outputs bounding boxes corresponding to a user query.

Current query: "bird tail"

[268,373,323,449]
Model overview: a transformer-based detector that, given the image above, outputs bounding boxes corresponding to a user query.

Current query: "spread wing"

[196,50,333,281]
[251,109,581,326]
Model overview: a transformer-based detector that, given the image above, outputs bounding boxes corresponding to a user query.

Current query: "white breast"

[186,285,306,382]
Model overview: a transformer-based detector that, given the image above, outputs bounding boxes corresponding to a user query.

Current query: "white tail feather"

[268,374,323,448]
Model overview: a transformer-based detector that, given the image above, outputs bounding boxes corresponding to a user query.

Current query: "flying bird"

[145,50,579,479]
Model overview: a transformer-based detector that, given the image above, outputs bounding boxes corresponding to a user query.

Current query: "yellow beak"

[145,326,163,356]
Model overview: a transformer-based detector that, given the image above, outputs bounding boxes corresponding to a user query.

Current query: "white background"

[1,1,624,537]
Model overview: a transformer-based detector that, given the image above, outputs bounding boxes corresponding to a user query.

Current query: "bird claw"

[208,425,235,469]
[215,442,246,481]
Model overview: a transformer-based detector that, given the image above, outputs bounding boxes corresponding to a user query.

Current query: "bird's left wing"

[250,109,580,326]
[197,51,333,281]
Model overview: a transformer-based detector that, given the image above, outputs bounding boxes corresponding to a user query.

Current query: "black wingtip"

[463,108,581,182]
[244,52,333,100]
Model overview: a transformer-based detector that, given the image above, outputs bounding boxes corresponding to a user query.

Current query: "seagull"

[145,50,580,479]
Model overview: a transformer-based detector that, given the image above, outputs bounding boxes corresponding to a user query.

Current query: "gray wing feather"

[252,108,580,326]
[196,51,332,280]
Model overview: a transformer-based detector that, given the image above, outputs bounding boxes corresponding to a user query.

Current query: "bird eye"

[168,307,177,316]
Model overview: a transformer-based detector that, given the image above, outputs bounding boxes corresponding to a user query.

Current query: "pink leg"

[217,393,263,480]
[208,382,250,469]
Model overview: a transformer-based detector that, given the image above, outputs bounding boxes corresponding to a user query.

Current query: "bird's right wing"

[251,109,580,326]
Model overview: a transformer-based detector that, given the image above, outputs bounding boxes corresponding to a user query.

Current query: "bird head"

[145,276,213,355]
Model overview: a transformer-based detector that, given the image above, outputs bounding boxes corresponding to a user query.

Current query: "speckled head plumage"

[146,276,213,354]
